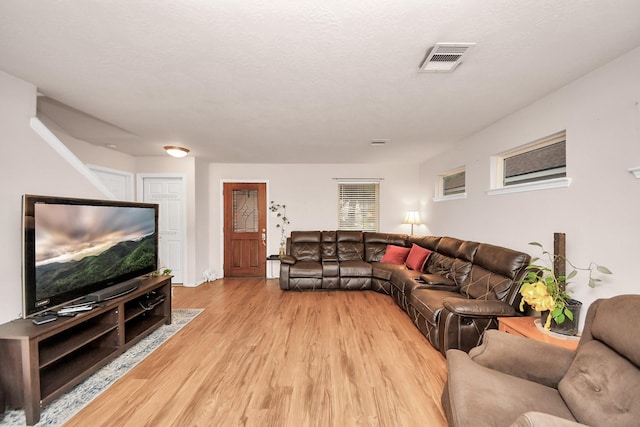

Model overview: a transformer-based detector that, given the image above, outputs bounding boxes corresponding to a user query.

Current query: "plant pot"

[541,299,582,336]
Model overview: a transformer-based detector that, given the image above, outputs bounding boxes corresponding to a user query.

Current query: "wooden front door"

[223,182,267,277]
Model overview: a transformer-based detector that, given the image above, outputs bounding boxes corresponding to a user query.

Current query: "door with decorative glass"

[223,182,267,277]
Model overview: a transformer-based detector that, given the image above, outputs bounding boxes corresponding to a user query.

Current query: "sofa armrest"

[280,254,297,265]
[322,256,338,263]
[511,412,586,427]
[468,329,575,388]
[443,298,516,317]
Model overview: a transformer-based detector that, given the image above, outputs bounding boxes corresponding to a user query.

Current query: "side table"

[498,316,579,351]
[266,254,280,279]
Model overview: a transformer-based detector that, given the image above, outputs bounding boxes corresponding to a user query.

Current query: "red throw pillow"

[405,244,432,271]
[380,244,411,265]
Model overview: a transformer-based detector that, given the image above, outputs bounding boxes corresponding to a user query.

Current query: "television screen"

[23,195,159,317]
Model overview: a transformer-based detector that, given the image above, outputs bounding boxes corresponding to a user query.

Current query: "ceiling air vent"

[419,42,476,73]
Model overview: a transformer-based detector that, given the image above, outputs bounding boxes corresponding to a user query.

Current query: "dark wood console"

[0,275,171,425]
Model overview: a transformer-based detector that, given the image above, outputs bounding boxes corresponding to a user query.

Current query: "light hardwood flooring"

[64,278,448,427]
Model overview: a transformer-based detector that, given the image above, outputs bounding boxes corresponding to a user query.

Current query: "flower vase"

[541,299,582,336]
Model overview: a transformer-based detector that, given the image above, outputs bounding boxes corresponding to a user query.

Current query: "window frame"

[488,131,571,196]
[433,166,467,202]
[337,181,380,232]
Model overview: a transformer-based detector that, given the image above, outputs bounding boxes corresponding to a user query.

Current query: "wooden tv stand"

[0,275,171,425]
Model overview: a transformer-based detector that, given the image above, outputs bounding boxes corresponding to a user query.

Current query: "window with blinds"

[442,170,466,196]
[502,132,566,186]
[338,183,379,232]
[434,167,466,201]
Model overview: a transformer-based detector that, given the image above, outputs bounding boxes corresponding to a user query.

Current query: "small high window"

[489,131,570,195]
[502,132,566,186]
[434,167,466,201]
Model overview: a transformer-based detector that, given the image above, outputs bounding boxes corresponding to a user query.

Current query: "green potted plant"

[518,242,612,335]
[269,201,290,256]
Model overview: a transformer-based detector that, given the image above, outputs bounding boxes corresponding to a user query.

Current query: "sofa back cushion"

[290,231,322,262]
[321,231,337,258]
[559,296,640,427]
[586,295,640,367]
[559,339,640,426]
[425,237,461,277]
[337,231,365,261]
[459,243,530,301]
[408,235,441,252]
[364,232,408,262]
[425,238,478,285]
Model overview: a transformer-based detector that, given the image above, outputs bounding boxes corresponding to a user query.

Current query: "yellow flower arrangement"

[519,281,558,330]
[518,242,612,331]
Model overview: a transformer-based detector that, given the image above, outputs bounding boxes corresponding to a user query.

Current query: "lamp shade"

[402,211,422,225]
[164,146,190,158]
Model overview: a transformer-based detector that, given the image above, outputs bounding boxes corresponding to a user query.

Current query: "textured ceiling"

[1,1,640,163]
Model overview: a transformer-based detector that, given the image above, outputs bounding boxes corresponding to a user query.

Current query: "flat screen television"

[22,194,159,318]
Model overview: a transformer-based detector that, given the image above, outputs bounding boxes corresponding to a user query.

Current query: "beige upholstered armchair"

[442,294,640,427]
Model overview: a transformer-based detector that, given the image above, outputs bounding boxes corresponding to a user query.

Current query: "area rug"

[0,309,203,427]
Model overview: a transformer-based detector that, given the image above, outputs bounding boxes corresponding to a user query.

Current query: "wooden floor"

[64,279,448,427]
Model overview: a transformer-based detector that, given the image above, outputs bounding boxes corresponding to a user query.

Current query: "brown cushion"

[445,350,576,427]
[460,264,511,300]
[588,295,640,367]
[559,340,640,426]
[339,260,372,277]
[289,261,323,278]
[371,262,406,280]
[290,231,322,262]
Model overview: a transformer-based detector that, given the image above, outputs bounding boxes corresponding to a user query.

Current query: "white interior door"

[88,165,133,201]
[142,177,185,284]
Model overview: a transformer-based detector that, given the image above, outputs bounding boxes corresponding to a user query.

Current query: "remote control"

[32,314,57,325]
[56,311,78,317]
[57,305,93,315]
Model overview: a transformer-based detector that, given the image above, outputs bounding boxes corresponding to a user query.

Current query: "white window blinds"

[503,132,566,186]
[442,170,466,196]
[338,183,379,232]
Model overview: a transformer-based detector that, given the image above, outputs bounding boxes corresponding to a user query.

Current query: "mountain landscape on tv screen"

[35,234,156,300]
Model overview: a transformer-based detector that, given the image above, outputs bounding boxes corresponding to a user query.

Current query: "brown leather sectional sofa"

[279,231,531,355]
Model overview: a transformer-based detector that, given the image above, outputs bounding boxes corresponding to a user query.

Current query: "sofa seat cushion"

[339,260,372,277]
[558,340,640,427]
[445,349,576,427]
[389,268,421,291]
[289,261,323,278]
[410,288,464,325]
[371,262,407,281]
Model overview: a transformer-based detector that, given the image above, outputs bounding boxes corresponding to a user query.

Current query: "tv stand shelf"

[0,275,171,426]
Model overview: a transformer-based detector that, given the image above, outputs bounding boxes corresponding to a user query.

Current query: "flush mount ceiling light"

[419,42,476,73]
[164,146,190,158]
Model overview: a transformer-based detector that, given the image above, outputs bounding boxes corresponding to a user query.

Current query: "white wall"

[194,158,211,281]
[208,162,422,277]
[0,71,104,323]
[419,46,640,326]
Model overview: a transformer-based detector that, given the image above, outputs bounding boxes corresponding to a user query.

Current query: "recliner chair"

[442,294,640,427]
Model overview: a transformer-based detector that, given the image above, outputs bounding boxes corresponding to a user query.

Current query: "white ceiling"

[1,1,640,164]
